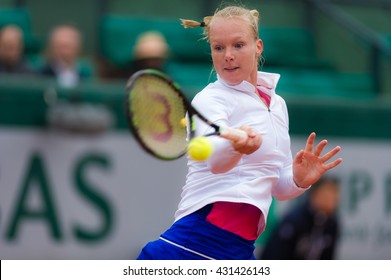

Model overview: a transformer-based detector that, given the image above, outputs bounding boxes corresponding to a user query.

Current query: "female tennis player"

[137,5,342,260]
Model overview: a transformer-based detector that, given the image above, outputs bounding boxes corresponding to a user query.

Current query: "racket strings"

[129,75,188,159]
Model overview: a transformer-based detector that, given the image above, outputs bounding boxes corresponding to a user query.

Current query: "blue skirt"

[137,205,256,260]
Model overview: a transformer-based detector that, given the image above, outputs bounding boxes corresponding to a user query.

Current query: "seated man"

[0,25,34,75]
[41,24,90,87]
[99,31,169,80]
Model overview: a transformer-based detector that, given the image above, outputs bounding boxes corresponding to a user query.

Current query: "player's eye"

[213,45,224,52]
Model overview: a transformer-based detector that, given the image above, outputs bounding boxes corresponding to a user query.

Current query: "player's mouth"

[224,66,239,72]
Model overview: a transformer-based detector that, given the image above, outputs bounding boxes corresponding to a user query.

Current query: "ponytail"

[180,15,212,29]
[180,19,203,28]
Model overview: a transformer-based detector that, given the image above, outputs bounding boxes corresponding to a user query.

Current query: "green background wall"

[1,0,389,75]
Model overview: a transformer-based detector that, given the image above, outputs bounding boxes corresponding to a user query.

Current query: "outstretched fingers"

[314,139,328,157]
[321,145,342,163]
[294,149,305,164]
[304,132,316,153]
[324,157,343,170]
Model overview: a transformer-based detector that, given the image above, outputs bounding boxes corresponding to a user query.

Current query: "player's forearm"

[272,166,307,201]
[206,137,243,173]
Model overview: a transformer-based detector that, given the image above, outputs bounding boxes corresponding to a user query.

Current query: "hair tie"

[200,21,206,27]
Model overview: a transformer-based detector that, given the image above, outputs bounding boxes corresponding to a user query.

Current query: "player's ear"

[256,39,263,57]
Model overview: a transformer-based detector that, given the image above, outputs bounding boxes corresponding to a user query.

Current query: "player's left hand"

[293,132,342,189]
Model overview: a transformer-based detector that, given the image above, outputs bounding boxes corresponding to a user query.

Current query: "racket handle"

[219,126,248,142]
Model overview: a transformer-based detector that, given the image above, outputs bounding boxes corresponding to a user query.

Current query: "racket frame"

[125,69,234,160]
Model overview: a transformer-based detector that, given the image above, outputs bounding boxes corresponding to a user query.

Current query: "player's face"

[209,17,262,86]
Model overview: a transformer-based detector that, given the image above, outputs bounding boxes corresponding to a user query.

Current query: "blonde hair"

[180,6,260,41]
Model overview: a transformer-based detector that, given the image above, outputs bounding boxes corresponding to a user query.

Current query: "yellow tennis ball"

[188,137,213,161]
[180,118,187,128]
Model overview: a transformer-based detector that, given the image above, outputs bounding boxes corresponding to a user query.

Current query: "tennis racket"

[125,69,247,160]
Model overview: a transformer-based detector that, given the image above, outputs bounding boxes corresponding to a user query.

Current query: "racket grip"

[219,126,248,142]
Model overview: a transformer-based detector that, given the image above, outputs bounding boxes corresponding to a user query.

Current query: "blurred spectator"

[99,31,169,80]
[132,31,169,73]
[259,176,341,260]
[41,24,90,87]
[0,25,34,75]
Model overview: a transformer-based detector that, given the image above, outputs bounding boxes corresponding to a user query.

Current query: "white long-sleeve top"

[174,71,307,235]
